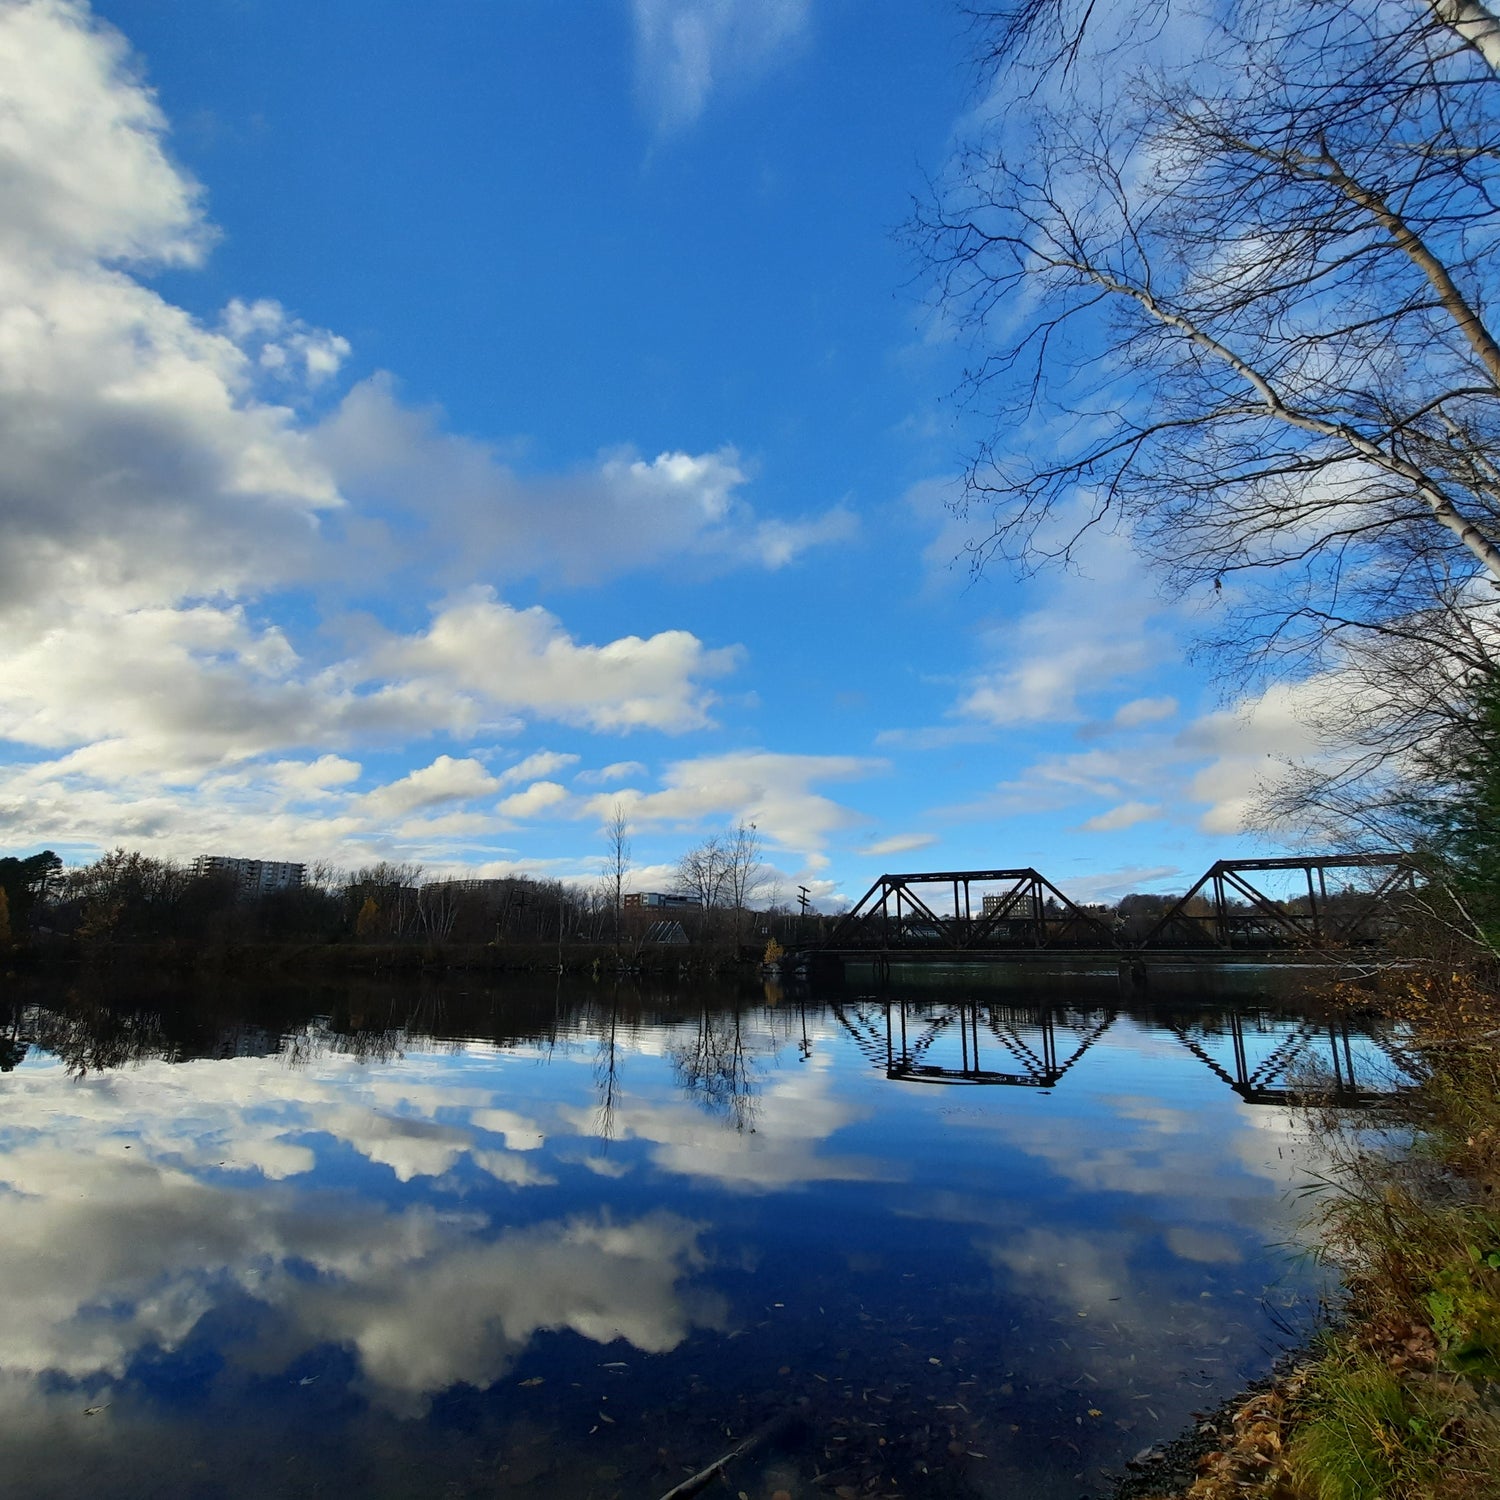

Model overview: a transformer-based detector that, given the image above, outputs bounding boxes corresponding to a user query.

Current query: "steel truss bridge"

[832,996,1411,1108]
[820,854,1417,960]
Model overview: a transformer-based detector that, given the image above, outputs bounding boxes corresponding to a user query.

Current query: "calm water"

[0,970,1406,1499]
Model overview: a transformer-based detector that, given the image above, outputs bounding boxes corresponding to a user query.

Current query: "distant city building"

[191,855,306,895]
[624,891,700,910]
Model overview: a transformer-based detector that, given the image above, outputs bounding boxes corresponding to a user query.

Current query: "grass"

[1272,948,1500,1500]
[1286,1349,1475,1500]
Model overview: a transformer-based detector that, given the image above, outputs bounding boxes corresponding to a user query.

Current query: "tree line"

[0,819,794,951]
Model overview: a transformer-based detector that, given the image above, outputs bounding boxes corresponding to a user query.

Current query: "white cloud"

[889,512,1172,744]
[0,4,841,866]
[0,0,205,270]
[859,832,938,858]
[1180,679,1332,835]
[376,589,739,735]
[958,577,1161,725]
[630,0,810,133]
[945,671,1334,845]
[1078,800,1160,833]
[587,749,881,855]
[1057,864,1182,903]
[221,298,350,387]
[494,779,571,819]
[574,760,648,786]
[497,749,579,786]
[749,505,858,567]
[315,377,850,588]
[359,756,500,819]
[0,593,733,778]
[1113,695,1177,729]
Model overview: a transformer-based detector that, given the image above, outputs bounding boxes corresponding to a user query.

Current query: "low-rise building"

[624,891,700,910]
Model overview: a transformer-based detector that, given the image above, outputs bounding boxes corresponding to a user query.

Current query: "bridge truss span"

[829,868,1117,953]
[1137,854,1417,951]
[821,853,1419,957]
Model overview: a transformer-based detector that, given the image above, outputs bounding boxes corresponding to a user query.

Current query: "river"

[0,967,1406,1498]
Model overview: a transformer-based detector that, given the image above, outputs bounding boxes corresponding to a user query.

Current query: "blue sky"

[0,0,1323,906]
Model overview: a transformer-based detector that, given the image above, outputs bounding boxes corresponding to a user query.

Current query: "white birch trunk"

[1431,0,1500,73]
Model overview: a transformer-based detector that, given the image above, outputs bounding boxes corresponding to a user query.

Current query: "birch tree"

[921,0,1500,680]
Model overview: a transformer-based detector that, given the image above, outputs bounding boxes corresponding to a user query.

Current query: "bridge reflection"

[832,996,1410,1107]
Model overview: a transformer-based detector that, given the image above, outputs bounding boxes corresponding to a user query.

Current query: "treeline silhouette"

[0,847,824,969]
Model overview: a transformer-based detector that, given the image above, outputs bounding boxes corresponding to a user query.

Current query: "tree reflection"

[668,1002,759,1132]
[593,991,623,1140]
[19,993,176,1076]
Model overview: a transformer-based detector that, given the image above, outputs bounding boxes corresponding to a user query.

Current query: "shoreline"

[1108,1346,1318,1500]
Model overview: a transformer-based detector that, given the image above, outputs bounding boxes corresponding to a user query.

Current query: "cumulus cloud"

[0,3,851,864]
[587,749,881,854]
[0,0,205,270]
[374,589,739,735]
[358,756,501,820]
[0,595,740,865]
[631,0,811,133]
[221,297,350,387]
[0,593,733,777]
[494,779,571,819]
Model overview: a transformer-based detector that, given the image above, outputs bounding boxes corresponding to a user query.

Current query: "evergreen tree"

[1413,672,1500,944]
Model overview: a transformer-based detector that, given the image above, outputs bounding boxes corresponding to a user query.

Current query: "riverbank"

[3,933,761,980]
[1115,962,1500,1500]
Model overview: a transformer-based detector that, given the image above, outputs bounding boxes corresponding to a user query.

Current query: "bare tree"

[677,833,729,915]
[416,880,460,942]
[969,0,1500,83]
[347,861,423,939]
[723,820,767,945]
[920,0,1500,681]
[603,801,631,945]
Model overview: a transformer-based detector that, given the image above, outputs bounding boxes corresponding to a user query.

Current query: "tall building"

[191,855,306,895]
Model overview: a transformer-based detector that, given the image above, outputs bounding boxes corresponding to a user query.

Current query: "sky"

[0,0,1327,907]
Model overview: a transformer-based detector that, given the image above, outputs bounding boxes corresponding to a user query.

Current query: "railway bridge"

[811,854,1417,968]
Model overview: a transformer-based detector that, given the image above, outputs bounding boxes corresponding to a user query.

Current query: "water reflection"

[0,974,1407,1498]
[832,993,1408,1109]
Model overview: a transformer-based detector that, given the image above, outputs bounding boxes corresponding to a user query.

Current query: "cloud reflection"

[0,1047,729,1415]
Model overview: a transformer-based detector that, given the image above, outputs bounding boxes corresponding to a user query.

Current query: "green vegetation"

[1286,1350,1470,1500]
[1407,671,1500,953]
[1225,916,1500,1498]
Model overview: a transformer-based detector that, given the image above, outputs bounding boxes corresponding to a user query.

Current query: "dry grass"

[1280,955,1500,1500]
[1149,946,1500,1499]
